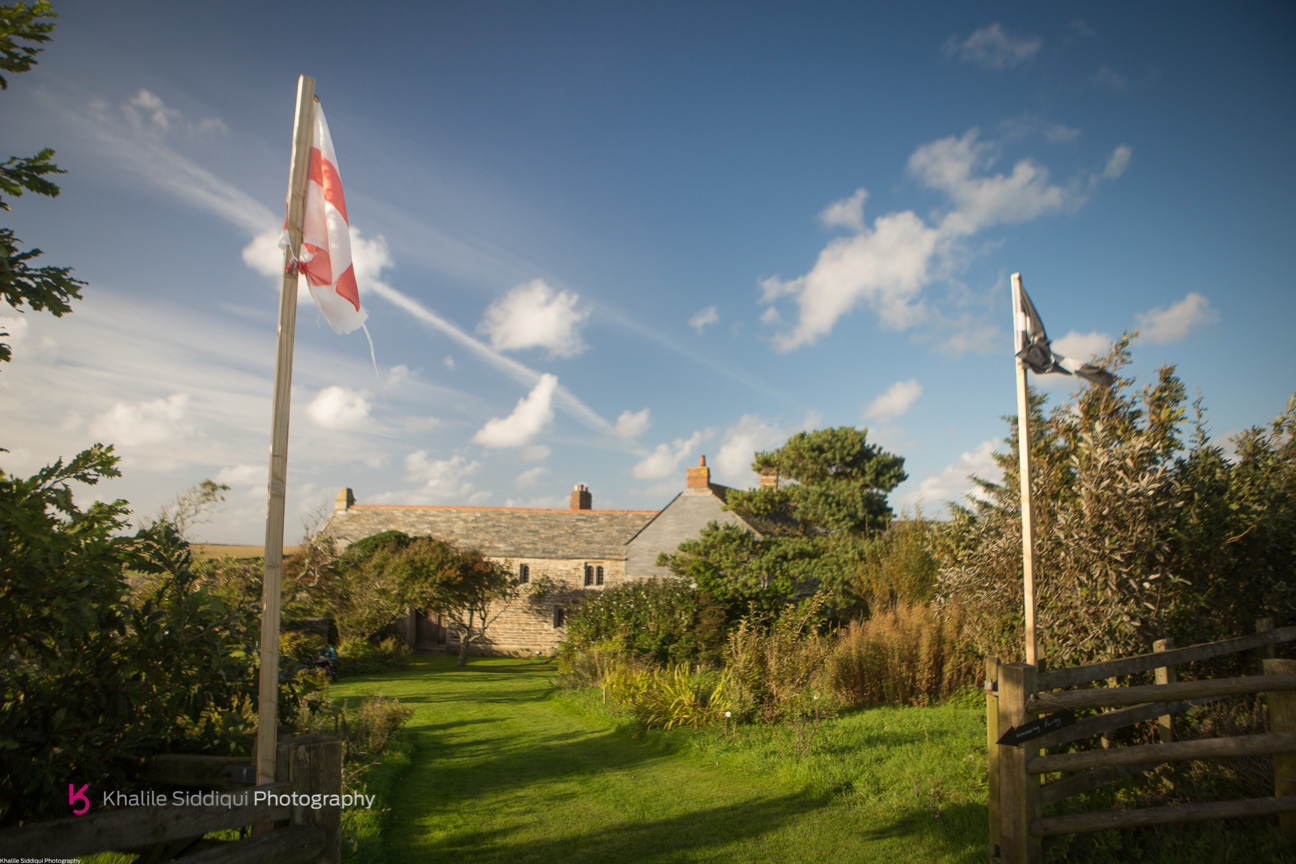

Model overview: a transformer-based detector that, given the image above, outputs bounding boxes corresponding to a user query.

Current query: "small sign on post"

[998,709,1078,747]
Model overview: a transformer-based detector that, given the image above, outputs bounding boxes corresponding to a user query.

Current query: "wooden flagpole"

[1011,272,1039,668]
[254,74,316,786]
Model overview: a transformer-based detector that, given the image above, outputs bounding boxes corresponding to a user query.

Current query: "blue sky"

[3,2,1293,543]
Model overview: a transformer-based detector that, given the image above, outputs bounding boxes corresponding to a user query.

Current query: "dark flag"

[1015,282,1116,387]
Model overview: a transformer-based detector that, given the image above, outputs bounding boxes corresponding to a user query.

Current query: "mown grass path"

[332,656,987,863]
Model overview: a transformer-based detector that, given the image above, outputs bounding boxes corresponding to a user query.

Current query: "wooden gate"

[987,620,1296,863]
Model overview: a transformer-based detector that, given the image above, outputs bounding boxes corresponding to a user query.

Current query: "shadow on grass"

[404,791,834,863]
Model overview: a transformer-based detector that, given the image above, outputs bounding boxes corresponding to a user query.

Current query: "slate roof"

[325,504,658,560]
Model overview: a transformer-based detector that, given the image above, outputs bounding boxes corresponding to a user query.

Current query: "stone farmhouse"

[323,456,776,654]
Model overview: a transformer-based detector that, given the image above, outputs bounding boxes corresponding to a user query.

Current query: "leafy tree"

[1,1,85,366]
[393,537,519,666]
[935,335,1296,667]
[0,449,258,826]
[660,427,907,617]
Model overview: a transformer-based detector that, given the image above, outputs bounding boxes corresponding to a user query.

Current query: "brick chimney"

[570,483,592,510]
[759,469,779,491]
[335,487,355,512]
[686,455,710,491]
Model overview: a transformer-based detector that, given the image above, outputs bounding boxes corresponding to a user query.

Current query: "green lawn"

[331,656,989,863]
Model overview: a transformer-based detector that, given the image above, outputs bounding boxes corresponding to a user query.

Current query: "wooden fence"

[0,734,342,863]
[987,619,1296,863]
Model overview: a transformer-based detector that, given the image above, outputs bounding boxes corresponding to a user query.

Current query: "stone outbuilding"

[323,456,771,654]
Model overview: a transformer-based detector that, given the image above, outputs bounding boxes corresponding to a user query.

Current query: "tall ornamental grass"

[828,602,976,706]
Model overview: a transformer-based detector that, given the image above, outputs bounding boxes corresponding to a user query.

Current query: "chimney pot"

[570,484,592,511]
[686,455,711,491]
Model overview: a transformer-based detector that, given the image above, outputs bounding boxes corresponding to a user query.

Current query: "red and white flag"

[283,103,367,334]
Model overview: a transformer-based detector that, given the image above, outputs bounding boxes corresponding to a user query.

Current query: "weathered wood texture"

[1033,796,1296,837]
[1028,731,1296,775]
[986,656,1001,861]
[1036,626,1296,690]
[998,663,1041,864]
[1153,638,1177,743]
[276,734,343,864]
[1032,698,1219,751]
[0,782,291,856]
[1265,657,1296,836]
[1029,674,1296,713]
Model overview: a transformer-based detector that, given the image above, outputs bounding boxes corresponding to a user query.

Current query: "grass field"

[331,656,989,863]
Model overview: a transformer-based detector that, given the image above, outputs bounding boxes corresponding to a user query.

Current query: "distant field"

[193,544,300,560]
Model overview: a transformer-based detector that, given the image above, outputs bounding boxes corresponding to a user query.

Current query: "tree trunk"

[457,609,474,667]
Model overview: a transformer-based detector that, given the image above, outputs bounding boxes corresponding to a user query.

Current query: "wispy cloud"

[689,306,719,334]
[865,379,922,420]
[943,24,1042,70]
[762,128,1130,352]
[1136,293,1218,344]
[633,429,715,480]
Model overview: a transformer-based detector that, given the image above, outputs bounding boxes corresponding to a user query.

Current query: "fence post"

[986,655,1001,861]
[1258,618,1276,663]
[1265,657,1296,838]
[998,663,1041,864]
[1154,638,1177,744]
[277,734,344,864]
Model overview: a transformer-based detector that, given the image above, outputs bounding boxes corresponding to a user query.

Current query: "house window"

[596,566,604,586]
[584,564,594,586]
[519,563,529,584]
[553,607,565,628]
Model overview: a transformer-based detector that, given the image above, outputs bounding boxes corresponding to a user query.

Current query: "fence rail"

[988,619,1296,864]
[0,735,341,863]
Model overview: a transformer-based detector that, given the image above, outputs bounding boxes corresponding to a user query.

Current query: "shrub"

[337,637,413,675]
[722,595,836,757]
[828,602,976,706]
[936,337,1296,666]
[561,579,727,667]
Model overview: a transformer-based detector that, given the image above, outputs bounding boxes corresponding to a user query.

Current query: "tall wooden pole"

[255,75,316,786]
[1011,272,1038,668]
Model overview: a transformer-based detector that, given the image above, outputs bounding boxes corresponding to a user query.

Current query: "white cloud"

[689,306,719,334]
[899,439,1000,513]
[1053,330,1113,363]
[764,128,1118,352]
[613,408,652,439]
[90,393,196,446]
[516,465,549,489]
[472,373,558,448]
[400,451,481,502]
[1103,145,1132,179]
[713,415,790,486]
[865,379,923,420]
[632,429,715,480]
[522,444,551,461]
[819,188,868,232]
[943,23,1042,70]
[307,385,371,429]
[478,279,590,358]
[909,130,1071,236]
[1136,293,1218,344]
[767,211,939,350]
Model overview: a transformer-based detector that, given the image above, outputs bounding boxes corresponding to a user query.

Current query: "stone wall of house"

[452,556,633,655]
